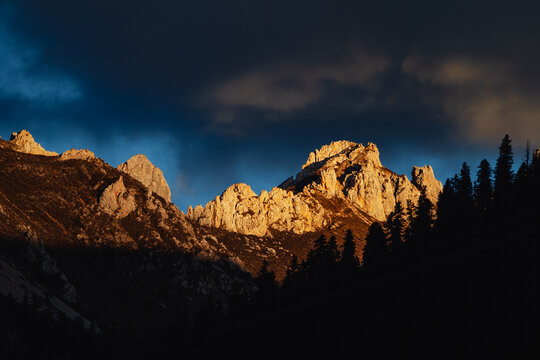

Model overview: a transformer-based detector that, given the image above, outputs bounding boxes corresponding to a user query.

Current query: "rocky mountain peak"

[117,154,171,202]
[412,165,443,201]
[9,130,58,156]
[302,140,358,169]
[188,140,443,236]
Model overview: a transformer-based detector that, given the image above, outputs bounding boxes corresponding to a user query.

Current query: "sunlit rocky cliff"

[187,140,443,236]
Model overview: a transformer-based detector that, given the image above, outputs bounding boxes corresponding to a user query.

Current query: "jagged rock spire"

[9,130,58,156]
[117,154,171,202]
[188,140,443,236]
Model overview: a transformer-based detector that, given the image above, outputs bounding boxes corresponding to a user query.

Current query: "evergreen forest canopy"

[2,134,540,359]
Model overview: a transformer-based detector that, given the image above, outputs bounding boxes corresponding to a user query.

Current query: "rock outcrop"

[9,130,58,156]
[60,148,95,161]
[412,165,442,203]
[187,183,334,237]
[98,176,137,218]
[188,141,443,236]
[117,154,171,202]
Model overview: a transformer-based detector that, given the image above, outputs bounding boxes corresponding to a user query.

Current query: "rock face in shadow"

[187,141,443,236]
[117,154,171,202]
[0,134,254,332]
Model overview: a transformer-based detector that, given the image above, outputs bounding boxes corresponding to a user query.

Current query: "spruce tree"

[341,229,360,274]
[362,222,388,268]
[282,255,300,294]
[302,234,340,285]
[436,177,457,236]
[387,201,405,254]
[514,161,531,215]
[327,235,341,264]
[255,260,278,306]
[531,149,540,205]
[494,134,514,211]
[474,159,493,214]
[326,235,341,278]
[456,162,473,212]
[407,187,434,251]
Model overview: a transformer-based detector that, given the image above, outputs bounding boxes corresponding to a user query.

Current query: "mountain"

[2,130,537,359]
[0,130,442,332]
[0,131,253,333]
[188,141,442,235]
[187,140,442,275]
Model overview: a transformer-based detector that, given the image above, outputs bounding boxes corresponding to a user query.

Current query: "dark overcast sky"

[1,0,539,209]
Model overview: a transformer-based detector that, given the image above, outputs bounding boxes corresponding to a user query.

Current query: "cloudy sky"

[1,0,539,209]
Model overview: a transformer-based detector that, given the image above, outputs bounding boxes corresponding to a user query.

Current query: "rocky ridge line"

[187,140,443,236]
[9,130,59,156]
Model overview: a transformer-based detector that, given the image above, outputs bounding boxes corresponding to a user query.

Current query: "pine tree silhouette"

[531,149,540,205]
[302,234,339,286]
[456,162,473,213]
[514,160,531,216]
[494,134,514,213]
[387,201,405,254]
[474,159,493,215]
[436,177,457,239]
[407,187,434,252]
[456,162,474,238]
[255,260,279,307]
[363,222,388,268]
[281,255,300,298]
[341,229,360,275]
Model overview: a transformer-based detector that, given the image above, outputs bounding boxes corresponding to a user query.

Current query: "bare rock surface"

[412,165,443,203]
[60,148,96,161]
[9,130,58,156]
[99,176,137,218]
[188,141,443,235]
[117,154,171,202]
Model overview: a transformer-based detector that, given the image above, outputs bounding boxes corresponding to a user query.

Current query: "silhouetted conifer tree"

[326,235,341,279]
[327,235,341,263]
[387,201,405,254]
[474,159,493,214]
[456,162,473,213]
[436,178,457,237]
[514,160,532,216]
[494,134,514,212]
[407,187,434,252]
[302,235,336,283]
[531,149,540,204]
[255,260,278,306]
[363,222,388,267]
[341,229,359,274]
[282,255,300,294]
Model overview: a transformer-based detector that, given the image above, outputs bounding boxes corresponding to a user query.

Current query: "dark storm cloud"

[0,6,81,104]
[2,0,540,205]
[10,0,540,141]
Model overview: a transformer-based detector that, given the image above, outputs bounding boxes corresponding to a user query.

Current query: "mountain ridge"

[187,140,443,236]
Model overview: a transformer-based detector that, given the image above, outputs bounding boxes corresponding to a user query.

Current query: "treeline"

[3,134,539,358]
[208,134,540,358]
[254,135,540,296]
